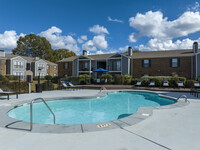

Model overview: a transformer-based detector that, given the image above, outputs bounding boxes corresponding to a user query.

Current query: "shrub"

[5,74,14,80]
[33,76,38,80]
[78,74,91,85]
[101,74,113,84]
[185,80,194,88]
[113,75,124,84]
[42,81,54,91]
[51,76,60,83]
[67,76,79,85]
[45,75,52,81]
[123,74,132,85]
[141,79,149,87]
[131,78,139,85]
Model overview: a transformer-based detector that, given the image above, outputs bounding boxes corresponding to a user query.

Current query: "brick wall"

[58,62,73,77]
[131,57,193,79]
[47,64,58,76]
[0,59,6,75]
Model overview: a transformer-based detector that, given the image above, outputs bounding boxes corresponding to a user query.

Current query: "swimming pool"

[8,91,175,125]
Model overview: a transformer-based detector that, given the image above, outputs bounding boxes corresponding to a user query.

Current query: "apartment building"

[58,42,200,79]
[0,51,58,79]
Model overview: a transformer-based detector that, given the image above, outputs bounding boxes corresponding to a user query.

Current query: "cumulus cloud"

[136,38,198,51]
[82,35,108,51]
[89,25,109,35]
[78,35,87,44]
[108,16,123,23]
[119,45,129,51]
[82,40,97,51]
[39,26,80,52]
[128,33,137,43]
[0,30,22,52]
[93,35,108,49]
[129,10,200,42]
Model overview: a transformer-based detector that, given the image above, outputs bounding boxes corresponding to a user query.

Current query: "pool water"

[8,91,175,125]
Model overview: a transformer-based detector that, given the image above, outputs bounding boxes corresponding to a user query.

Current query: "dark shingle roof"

[58,49,199,62]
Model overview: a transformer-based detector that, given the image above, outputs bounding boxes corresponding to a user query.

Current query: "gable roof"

[4,54,57,65]
[58,49,199,62]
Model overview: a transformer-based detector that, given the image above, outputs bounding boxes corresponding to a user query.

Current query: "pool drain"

[97,123,112,128]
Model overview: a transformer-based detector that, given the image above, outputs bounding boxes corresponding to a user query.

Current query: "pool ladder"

[177,95,188,103]
[99,86,107,93]
[30,98,56,131]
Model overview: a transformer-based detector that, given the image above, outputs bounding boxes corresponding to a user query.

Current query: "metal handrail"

[99,86,107,93]
[177,95,188,103]
[30,98,56,131]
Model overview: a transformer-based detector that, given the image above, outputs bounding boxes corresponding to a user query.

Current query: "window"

[47,65,49,70]
[171,58,179,67]
[54,73,57,76]
[38,64,45,70]
[111,60,121,71]
[63,62,68,69]
[13,71,24,79]
[54,65,57,70]
[143,59,150,68]
[14,61,23,68]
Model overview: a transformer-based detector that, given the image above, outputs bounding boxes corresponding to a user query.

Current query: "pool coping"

[0,90,189,133]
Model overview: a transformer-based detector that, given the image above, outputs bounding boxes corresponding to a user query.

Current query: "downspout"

[191,56,193,80]
[196,53,198,78]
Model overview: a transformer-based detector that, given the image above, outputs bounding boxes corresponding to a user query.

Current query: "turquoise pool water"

[8,91,175,125]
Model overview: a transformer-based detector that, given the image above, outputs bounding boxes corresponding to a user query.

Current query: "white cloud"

[136,38,198,51]
[78,35,87,43]
[119,45,129,51]
[39,26,80,52]
[0,30,21,52]
[128,33,137,42]
[108,16,123,23]
[93,35,108,49]
[188,2,200,12]
[89,25,109,35]
[129,10,200,42]
[82,35,108,51]
[82,40,97,51]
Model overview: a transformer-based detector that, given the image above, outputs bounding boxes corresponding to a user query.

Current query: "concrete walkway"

[0,90,199,150]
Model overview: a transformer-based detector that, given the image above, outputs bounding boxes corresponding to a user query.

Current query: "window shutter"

[170,59,172,67]
[149,59,151,67]
[178,58,180,67]
[142,60,144,67]
[63,63,65,69]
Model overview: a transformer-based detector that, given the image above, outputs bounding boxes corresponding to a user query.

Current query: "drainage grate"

[97,123,112,128]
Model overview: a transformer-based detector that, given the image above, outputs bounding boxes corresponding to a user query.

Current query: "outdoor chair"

[178,81,184,88]
[149,81,155,87]
[60,81,76,90]
[135,80,142,86]
[194,81,200,88]
[163,81,169,87]
[0,88,18,100]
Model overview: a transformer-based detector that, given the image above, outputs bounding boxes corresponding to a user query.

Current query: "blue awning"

[93,68,108,72]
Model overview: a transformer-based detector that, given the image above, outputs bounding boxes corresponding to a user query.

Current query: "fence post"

[18,76,21,94]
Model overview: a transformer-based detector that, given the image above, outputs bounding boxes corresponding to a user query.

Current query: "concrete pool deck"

[0,89,200,150]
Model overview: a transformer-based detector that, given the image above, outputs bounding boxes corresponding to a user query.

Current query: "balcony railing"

[14,65,23,69]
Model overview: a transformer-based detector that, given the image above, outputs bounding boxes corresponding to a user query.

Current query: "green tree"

[12,34,53,61]
[53,49,76,63]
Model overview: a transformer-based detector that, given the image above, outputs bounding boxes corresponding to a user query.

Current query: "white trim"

[10,56,27,62]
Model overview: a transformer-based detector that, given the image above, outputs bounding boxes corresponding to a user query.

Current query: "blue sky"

[0,0,200,54]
